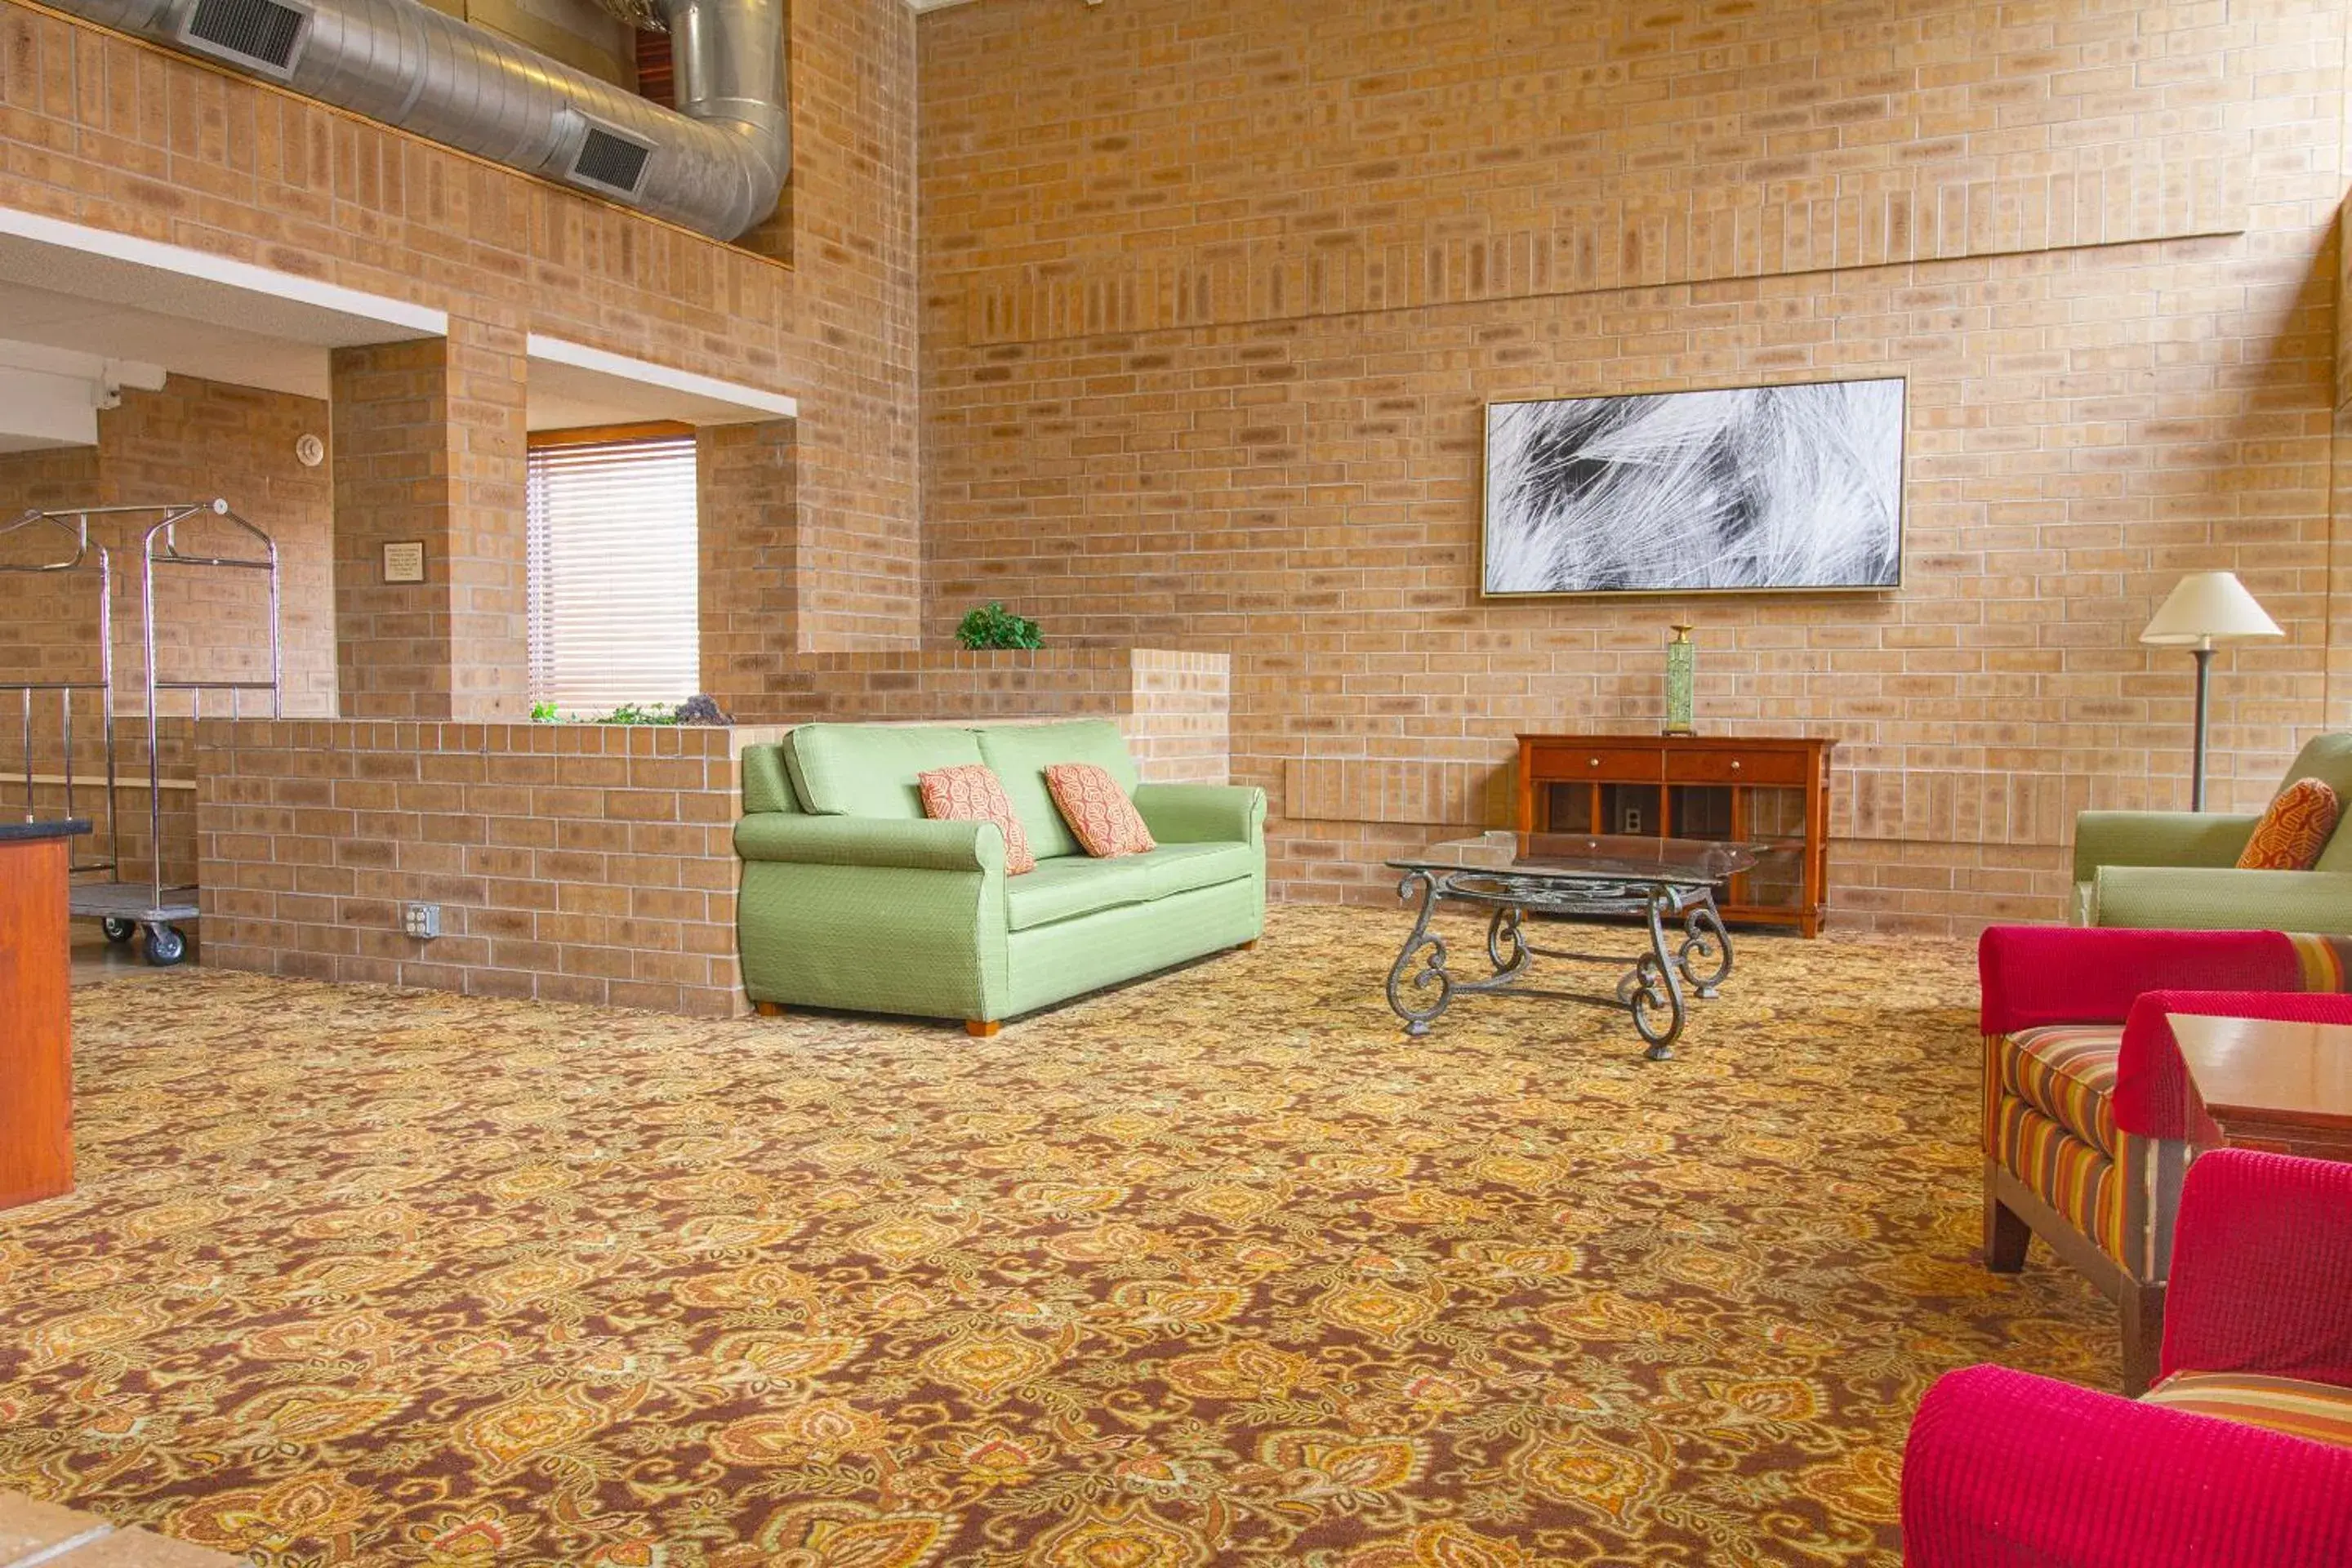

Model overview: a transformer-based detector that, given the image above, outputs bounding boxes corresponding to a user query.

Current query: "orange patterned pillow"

[917,764,1036,875]
[2237,777,2341,871]
[1044,762,1157,858]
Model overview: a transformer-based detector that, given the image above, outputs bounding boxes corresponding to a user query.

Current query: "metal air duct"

[51,0,791,242]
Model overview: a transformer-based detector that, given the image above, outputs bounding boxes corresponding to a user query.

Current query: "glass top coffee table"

[1383,831,1763,1059]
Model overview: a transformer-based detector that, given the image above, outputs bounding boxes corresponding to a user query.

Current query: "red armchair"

[1902,1149,2352,1566]
[1977,925,2352,1390]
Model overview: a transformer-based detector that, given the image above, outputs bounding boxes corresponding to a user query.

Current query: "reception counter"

[1,817,86,1210]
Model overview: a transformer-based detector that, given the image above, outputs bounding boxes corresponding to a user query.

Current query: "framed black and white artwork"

[1481,377,1905,597]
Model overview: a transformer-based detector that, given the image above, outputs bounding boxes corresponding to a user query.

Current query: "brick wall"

[728,646,1232,782]
[0,375,335,717]
[198,720,744,1015]
[330,330,531,720]
[0,0,920,657]
[917,0,2351,933]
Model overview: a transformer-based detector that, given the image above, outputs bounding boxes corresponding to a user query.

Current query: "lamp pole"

[2189,643,2214,812]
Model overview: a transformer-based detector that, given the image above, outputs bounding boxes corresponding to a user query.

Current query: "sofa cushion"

[976,720,1139,860]
[1993,1097,2120,1258]
[2144,1371,2352,1449]
[2238,777,2341,870]
[1004,842,1257,932]
[2000,1024,2123,1158]
[785,725,986,819]
[919,764,1036,875]
[1046,762,1157,858]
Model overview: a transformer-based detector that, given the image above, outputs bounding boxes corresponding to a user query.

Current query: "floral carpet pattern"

[2,906,2111,1566]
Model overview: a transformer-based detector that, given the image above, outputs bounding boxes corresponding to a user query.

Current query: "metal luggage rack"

[0,500,280,966]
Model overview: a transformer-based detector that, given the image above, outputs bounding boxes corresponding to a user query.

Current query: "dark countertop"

[0,818,91,843]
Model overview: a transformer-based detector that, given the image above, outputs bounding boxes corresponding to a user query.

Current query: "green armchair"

[736,720,1266,1029]
[2075,733,2352,931]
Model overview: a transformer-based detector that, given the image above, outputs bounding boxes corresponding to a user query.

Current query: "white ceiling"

[0,277,346,403]
[0,210,797,437]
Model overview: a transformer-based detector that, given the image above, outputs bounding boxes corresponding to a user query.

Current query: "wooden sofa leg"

[754,1000,786,1018]
[965,1019,1001,1037]
[1240,938,1260,951]
[2121,1282,2166,1397]
[1984,1184,2031,1274]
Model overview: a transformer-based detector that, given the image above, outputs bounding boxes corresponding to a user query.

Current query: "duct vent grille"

[181,0,310,74]
[573,128,653,196]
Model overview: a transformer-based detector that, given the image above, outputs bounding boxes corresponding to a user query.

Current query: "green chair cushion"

[784,724,986,819]
[1004,841,1255,932]
[2285,734,2352,872]
[976,720,1140,861]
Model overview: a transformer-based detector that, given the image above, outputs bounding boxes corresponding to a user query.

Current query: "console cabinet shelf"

[1515,734,1834,937]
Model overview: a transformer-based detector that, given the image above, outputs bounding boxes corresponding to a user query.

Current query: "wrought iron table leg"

[1386,869,1453,1036]
[1632,885,1689,1060]
[1677,895,1734,999]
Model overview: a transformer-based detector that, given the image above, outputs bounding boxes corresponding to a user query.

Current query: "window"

[526,430,699,715]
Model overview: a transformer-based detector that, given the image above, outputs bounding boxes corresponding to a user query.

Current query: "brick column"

[697,418,799,719]
[329,321,528,719]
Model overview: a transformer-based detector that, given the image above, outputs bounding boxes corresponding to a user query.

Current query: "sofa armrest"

[1978,926,2305,1036]
[2117,991,2352,1141]
[1133,783,1266,845]
[2094,866,2352,933]
[1900,1363,2352,1568]
[2074,810,2260,884]
[734,813,1005,875]
[2163,1149,2352,1388]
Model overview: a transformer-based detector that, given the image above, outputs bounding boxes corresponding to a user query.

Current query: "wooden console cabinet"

[1516,734,1834,936]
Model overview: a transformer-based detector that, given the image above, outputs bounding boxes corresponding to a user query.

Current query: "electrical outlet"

[401,902,441,940]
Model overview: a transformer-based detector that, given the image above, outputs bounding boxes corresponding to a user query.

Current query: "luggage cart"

[0,506,120,884]
[1,501,279,966]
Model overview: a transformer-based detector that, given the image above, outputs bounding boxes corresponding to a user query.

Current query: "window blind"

[526,434,699,714]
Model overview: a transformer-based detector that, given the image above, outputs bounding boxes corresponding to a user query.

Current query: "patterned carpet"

[1,906,2111,1566]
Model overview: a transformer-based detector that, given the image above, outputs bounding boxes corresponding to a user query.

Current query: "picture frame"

[1480,376,1907,599]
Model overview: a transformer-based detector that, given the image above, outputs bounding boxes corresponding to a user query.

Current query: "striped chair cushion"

[2000,1024,2123,1158]
[1993,1098,2119,1258]
[2144,1371,2352,1450]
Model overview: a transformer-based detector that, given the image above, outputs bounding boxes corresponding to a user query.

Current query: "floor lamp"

[2140,572,2282,810]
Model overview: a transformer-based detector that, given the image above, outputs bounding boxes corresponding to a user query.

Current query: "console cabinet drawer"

[1664,749,1808,786]
[1529,744,1662,781]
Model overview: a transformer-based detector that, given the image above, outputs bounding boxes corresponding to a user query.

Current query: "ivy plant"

[956,602,1045,651]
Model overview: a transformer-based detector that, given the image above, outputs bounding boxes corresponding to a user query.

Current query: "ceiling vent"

[571,124,655,198]
[176,0,313,79]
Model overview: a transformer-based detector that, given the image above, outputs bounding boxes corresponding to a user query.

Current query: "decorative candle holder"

[1664,622,1696,736]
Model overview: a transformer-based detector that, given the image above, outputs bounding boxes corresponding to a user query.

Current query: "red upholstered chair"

[1901,1149,2352,1566]
[1976,925,2352,1392]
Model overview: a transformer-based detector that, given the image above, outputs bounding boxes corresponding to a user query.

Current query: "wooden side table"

[1,818,87,1211]
[2165,1012,2352,1160]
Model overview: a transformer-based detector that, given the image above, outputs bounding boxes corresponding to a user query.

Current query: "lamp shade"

[2140,572,2283,648]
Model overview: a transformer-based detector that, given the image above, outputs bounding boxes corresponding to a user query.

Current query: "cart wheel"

[101,916,136,944]
[143,924,187,967]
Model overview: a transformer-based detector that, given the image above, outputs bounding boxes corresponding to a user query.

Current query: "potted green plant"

[956,603,1044,651]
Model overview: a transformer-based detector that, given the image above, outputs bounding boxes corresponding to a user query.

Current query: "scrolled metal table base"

[1384,866,1736,1060]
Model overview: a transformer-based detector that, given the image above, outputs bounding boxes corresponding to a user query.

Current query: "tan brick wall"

[726,647,1233,782]
[918,0,2352,935]
[0,0,920,657]
[330,329,530,720]
[0,375,335,716]
[198,719,745,1016]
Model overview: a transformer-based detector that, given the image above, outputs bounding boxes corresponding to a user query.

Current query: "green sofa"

[736,719,1266,1028]
[2074,733,2352,931]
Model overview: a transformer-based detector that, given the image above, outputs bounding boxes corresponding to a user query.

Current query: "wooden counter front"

[1,820,84,1209]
